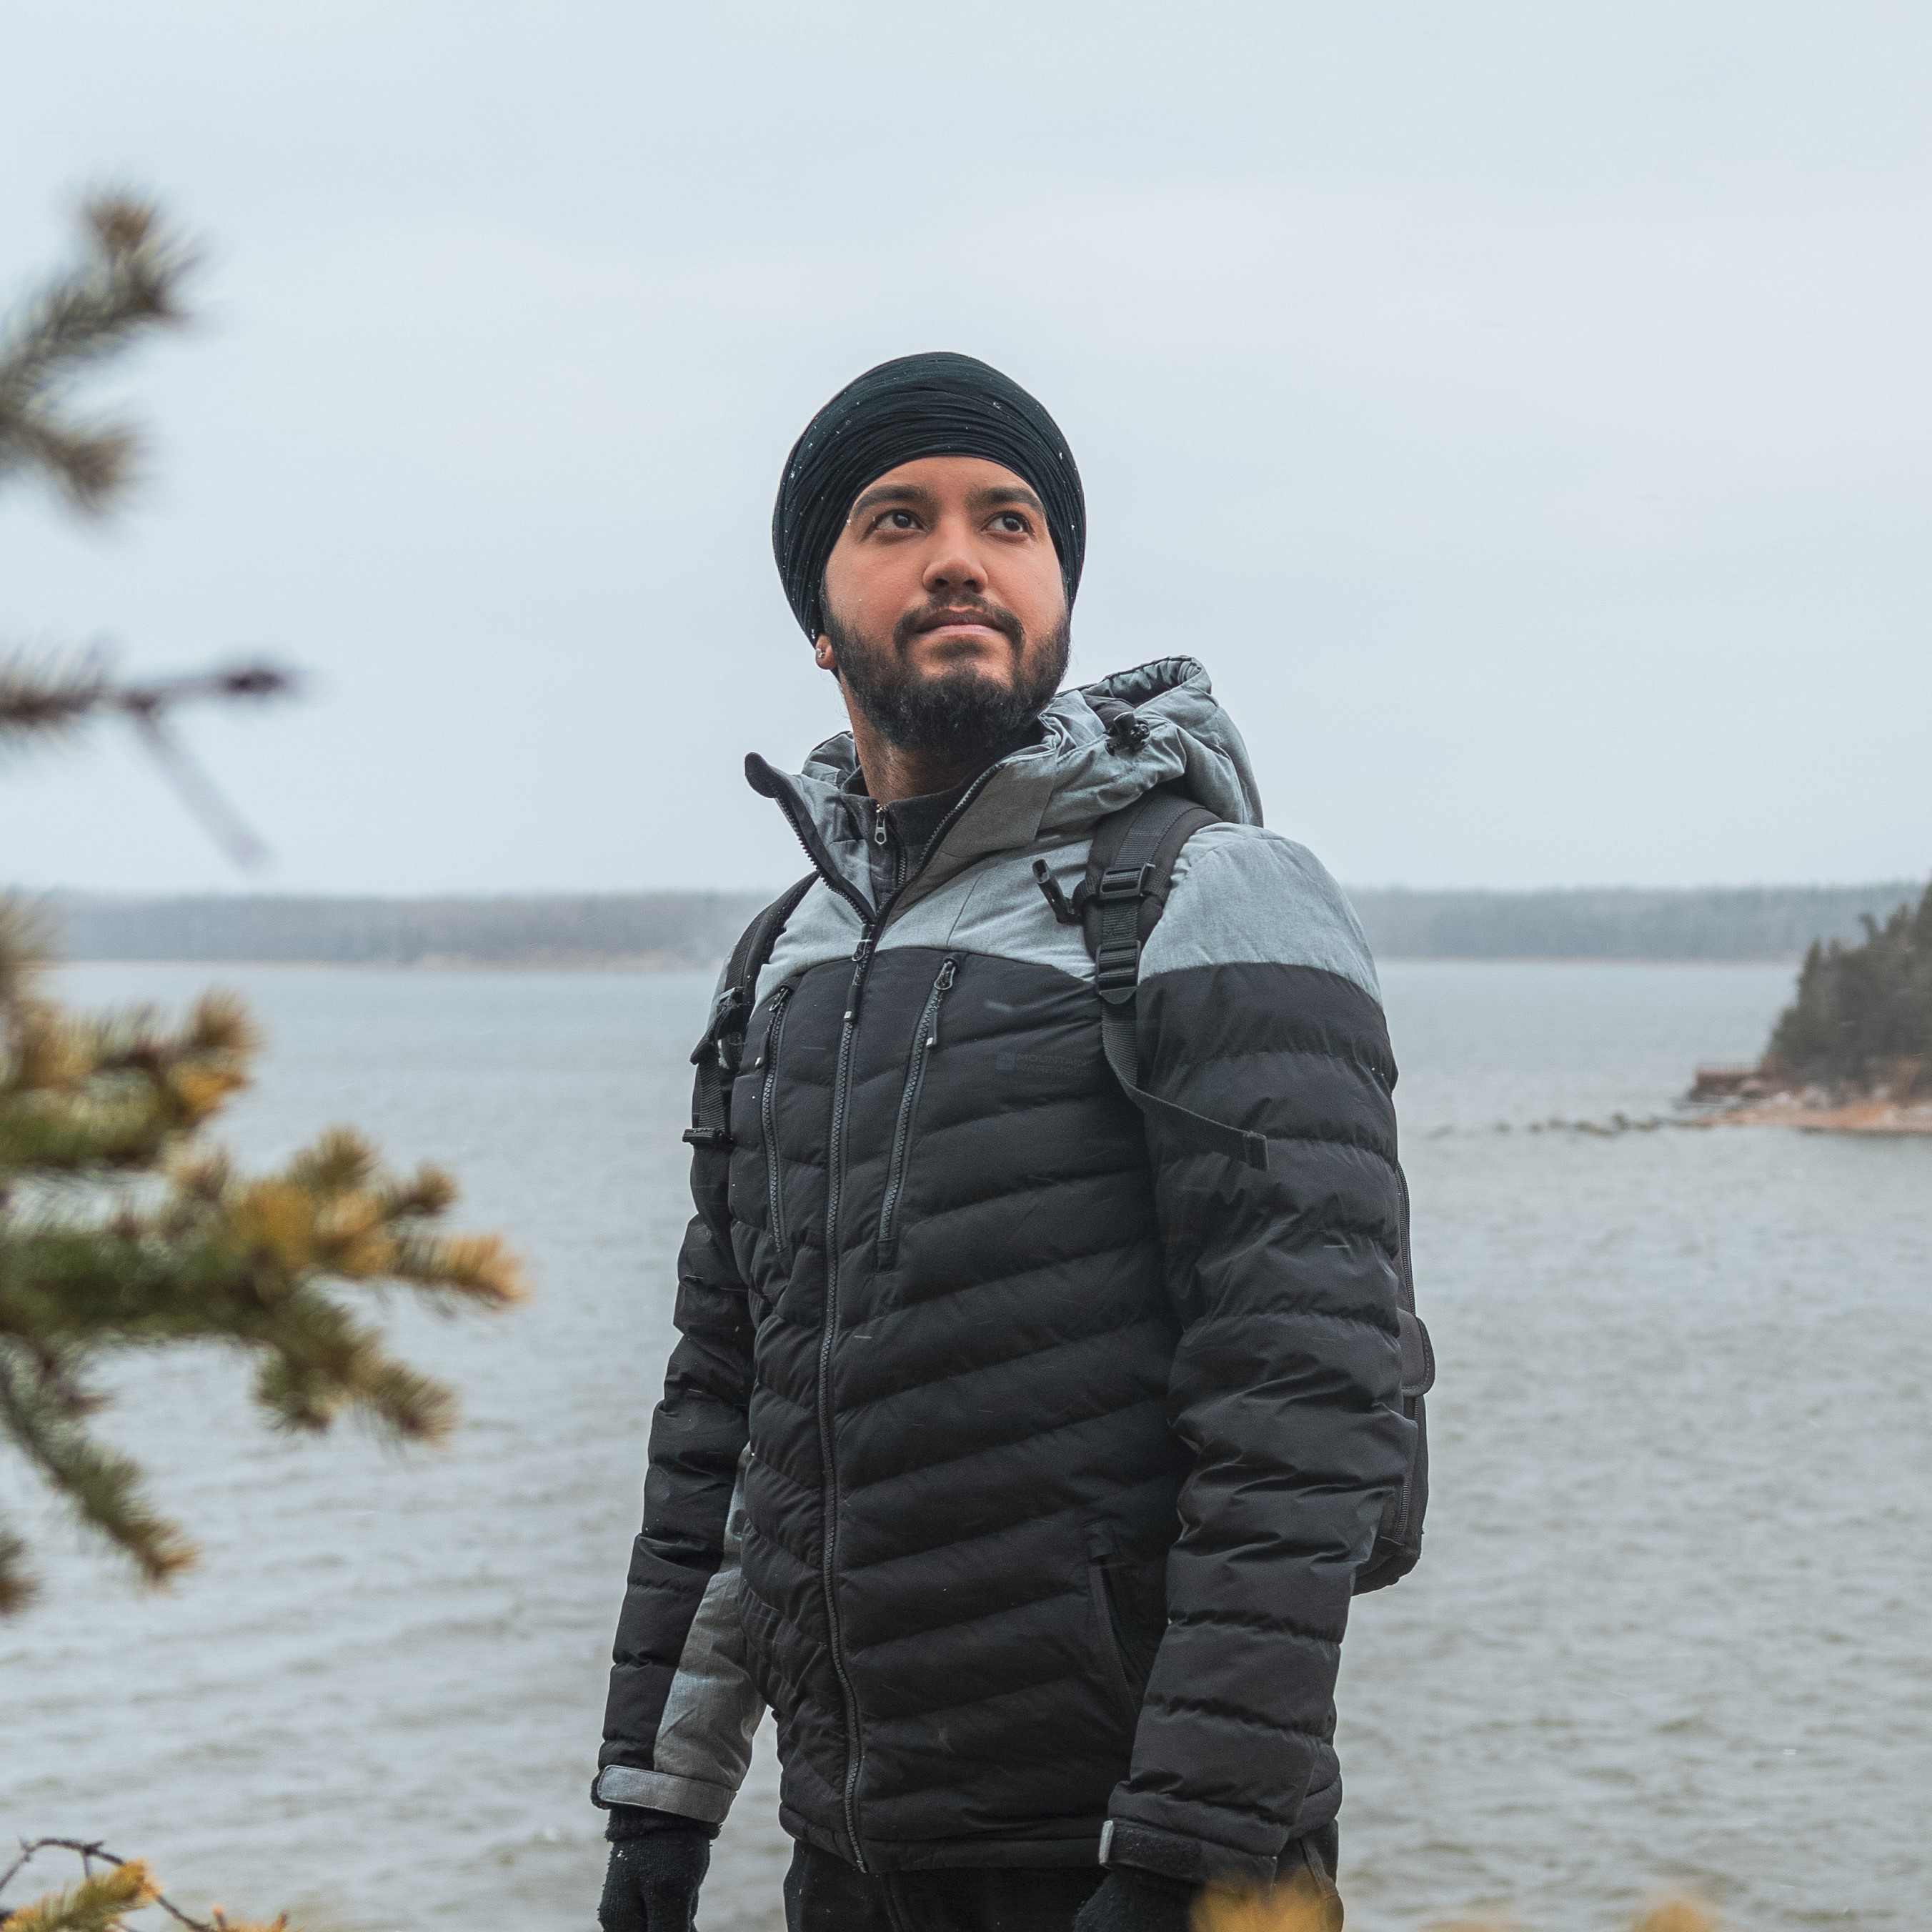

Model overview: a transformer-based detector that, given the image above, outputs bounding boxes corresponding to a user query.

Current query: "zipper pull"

[926,957,957,1047]
[873,802,889,847]
[845,936,875,1022]
[755,982,791,1065]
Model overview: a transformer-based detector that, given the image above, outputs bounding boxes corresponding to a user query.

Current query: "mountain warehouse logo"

[996,1050,1095,1075]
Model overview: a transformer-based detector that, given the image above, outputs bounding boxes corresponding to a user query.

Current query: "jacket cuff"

[592,1764,735,1826]
[1100,1817,1278,1892]
[604,1803,720,1843]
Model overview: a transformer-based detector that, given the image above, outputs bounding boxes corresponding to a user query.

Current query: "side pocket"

[758,985,793,1258]
[1085,1528,1143,1727]
[876,957,957,1265]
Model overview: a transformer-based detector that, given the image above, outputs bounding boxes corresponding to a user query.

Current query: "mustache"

[892,595,1025,654]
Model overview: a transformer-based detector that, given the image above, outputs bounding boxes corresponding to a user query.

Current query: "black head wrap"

[772,351,1085,641]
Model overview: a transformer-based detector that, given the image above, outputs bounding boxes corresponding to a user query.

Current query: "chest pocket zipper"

[759,985,794,1256]
[876,957,957,1266]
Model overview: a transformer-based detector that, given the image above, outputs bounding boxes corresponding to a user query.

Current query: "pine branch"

[0,1856,159,1932]
[0,652,296,868]
[0,1341,194,1592]
[0,897,49,1012]
[0,1515,34,1615]
[0,650,295,752]
[0,186,529,1639]
[0,195,196,514]
[0,654,108,744]
[1,988,257,1175]
[0,1090,524,1597]
[0,1843,295,1932]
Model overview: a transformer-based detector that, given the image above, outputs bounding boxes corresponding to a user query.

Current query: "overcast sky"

[3,3,1927,895]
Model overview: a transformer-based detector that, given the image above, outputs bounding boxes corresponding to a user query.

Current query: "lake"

[4,961,1926,1931]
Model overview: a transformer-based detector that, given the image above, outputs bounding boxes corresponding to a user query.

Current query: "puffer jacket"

[595,657,1415,1889]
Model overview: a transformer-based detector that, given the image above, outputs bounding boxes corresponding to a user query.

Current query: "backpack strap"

[683,874,816,1151]
[1078,789,1270,1171]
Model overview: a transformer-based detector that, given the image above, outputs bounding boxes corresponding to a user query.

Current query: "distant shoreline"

[55,953,1822,971]
[56,954,717,972]
[1692,1099,1932,1137]
[30,880,1925,968]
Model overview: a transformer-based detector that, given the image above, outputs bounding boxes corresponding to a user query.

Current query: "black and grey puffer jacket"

[596,657,1415,1890]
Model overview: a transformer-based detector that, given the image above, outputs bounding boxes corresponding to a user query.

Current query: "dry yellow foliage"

[3,1858,159,1931]
[0,1848,302,1932]
[1192,1870,1343,1932]
[1630,1904,1718,1932]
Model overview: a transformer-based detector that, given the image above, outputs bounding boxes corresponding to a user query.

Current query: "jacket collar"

[746,657,1262,926]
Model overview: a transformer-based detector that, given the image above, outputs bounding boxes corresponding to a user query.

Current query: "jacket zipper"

[750,755,1009,1872]
[759,985,793,1255]
[818,935,875,1867]
[876,957,957,1265]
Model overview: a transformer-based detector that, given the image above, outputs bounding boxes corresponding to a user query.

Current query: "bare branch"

[0,654,297,741]
[0,652,297,869]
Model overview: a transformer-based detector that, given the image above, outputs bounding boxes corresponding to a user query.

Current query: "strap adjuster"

[1094,939,1140,1001]
[1095,864,1154,904]
[690,984,752,1063]
[681,1127,733,1149]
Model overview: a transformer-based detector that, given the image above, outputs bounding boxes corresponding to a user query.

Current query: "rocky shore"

[1686,1064,1932,1136]
[1686,878,1930,1136]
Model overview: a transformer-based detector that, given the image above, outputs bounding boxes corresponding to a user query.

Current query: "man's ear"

[814,634,837,671]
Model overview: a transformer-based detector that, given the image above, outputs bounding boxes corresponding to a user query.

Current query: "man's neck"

[845,704,989,805]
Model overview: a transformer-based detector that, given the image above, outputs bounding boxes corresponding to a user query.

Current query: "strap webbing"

[1080,790,1270,1171]
[684,874,815,1150]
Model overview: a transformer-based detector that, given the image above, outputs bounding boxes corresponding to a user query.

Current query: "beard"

[823,594,1071,762]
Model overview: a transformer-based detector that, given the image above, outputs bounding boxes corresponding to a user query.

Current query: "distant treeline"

[1348,882,1926,962]
[36,880,1928,966]
[44,892,772,967]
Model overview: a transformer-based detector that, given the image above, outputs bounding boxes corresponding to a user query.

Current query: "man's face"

[818,455,1070,759]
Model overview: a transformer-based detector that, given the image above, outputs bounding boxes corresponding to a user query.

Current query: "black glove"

[597,1808,714,1932]
[1072,1868,1195,1932]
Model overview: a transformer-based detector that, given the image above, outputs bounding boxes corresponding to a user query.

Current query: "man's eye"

[880,509,919,531]
[991,512,1029,534]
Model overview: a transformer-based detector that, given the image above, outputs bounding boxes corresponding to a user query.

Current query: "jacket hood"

[746,657,1262,920]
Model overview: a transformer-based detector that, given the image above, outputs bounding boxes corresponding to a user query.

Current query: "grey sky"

[3,3,1927,895]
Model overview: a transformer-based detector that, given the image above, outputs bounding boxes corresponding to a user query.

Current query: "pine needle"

[0,192,196,514]
[2,1858,159,1931]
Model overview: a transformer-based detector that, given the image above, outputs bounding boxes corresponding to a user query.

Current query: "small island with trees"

[1690,880,1932,1135]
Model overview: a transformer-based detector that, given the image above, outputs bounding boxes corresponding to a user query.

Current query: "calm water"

[4,962,1927,1931]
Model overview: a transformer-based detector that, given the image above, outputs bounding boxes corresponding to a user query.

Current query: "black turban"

[772,351,1085,640]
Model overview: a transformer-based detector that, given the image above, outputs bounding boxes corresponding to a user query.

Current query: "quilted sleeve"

[1101,826,1415,1888]
[594,1079,764,1825]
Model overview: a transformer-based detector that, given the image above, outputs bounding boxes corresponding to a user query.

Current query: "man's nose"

[922,517,987,594]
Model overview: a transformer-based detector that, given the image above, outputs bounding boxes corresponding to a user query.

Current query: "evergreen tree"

[1,196,522,1928]
[1765,884,1932,1093]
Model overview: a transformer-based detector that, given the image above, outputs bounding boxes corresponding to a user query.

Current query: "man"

[594,353,1424,1932]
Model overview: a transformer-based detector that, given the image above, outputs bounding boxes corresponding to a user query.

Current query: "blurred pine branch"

[0,186,524,1615]
[0,194,193,514]
[0,1841,294,1930]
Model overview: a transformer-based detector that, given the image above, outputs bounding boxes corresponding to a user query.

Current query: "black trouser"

[782,1826,1343,1932]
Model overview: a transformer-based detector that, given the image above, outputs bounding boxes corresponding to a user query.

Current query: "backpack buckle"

[1094,940,1140,1002]
[690,983,752,1064]
[1095,864,1154,904]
